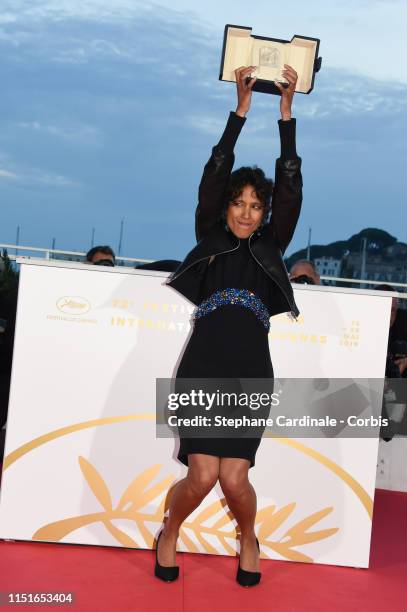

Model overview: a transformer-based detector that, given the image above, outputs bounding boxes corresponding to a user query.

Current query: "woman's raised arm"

[195,67,257,242]
[268,65,303,254]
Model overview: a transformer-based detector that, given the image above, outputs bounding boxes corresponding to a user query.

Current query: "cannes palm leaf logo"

[33,458,338,562]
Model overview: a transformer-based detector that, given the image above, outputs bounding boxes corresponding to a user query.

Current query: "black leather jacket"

[166,114,303,319]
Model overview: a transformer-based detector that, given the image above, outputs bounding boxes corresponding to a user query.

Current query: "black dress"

[176,236,275,468]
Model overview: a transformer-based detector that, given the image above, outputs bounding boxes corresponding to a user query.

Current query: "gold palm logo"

[56,296,91,315]
[33,458,338,562]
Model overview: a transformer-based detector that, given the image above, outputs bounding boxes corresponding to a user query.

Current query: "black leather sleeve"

[266,119,303,254]
[195,112,246,242]
[267,157,303,255]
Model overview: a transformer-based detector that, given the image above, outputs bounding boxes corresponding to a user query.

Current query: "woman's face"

[226,184,265,239]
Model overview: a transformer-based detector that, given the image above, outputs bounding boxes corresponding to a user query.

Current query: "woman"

[155,64,302,586]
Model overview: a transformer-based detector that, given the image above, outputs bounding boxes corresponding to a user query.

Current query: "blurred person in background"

[86,245,116,266]
[375,284,407,377]
[375,284,407,440]
[289,259,320,285]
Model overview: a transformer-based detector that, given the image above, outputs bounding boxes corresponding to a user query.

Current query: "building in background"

[286,229,407,306]
[314,257,341,285]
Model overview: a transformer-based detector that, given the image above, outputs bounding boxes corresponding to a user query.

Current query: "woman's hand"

[274,64,298,121]
[235,66,257,117]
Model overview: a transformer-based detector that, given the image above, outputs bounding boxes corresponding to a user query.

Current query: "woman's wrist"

[235,106,248,118]
[280,109,292,121]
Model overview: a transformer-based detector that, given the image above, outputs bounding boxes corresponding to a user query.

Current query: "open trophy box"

[219,24,322,95]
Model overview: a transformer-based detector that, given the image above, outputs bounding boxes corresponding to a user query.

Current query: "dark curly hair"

[223,166,274,222]
[86,245,116,263]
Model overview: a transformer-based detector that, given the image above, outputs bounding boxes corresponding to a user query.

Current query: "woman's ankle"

[162,522,179,539]
[239,531,257,544]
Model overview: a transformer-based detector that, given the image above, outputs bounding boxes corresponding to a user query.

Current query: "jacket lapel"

[168,222,238,280]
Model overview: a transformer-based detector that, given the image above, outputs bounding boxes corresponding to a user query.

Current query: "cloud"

[0,168,18,179]
[2,0,407,83]
[1,0,142,24]
[0,160,80,188]
[152,0,407,84]
[15,121,102,145]
[50,38,139,65]
[2,0,208,30]
[31,172,80,187]
[184,69,407,144]
[0,13,17,25]
[183,115,226,136]
[4,0,404,114]
[250,69,407,120]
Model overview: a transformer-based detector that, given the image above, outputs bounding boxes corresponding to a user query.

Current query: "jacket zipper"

[248,232,298,320]
[169,233,297,320]
[167,239,241,283]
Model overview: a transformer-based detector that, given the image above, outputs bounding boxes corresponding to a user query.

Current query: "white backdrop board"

[0,259,391,568]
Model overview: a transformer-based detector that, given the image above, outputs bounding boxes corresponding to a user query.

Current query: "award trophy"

[219,25,322,95]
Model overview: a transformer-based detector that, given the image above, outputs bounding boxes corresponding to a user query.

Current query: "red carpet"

[0,488,406,611]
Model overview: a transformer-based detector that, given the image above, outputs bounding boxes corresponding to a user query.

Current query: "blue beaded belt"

[193,288,271,331]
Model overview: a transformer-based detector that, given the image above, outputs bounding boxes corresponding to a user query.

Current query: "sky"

[1,0,406,260]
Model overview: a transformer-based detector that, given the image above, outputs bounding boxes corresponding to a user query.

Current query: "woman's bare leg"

[218,457,259,572]
[157,453,220,566]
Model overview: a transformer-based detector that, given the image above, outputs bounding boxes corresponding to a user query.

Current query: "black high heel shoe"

[154,530,179,582]
[236,537,261,587]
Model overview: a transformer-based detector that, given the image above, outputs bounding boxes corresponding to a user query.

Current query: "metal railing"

[0,243,152,266]
[1,242,407,295]
[317,275,407,291]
